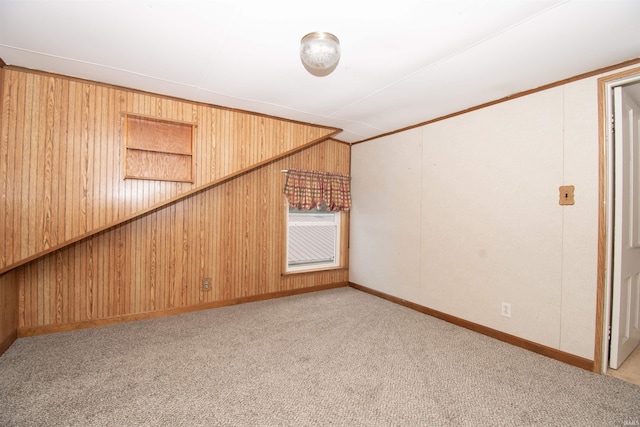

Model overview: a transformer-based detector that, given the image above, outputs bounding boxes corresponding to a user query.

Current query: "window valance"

[283,169,351,212]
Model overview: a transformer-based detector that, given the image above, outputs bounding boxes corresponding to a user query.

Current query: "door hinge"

[611,114,615,138]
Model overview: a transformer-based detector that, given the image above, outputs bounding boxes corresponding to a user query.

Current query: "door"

[609,85,640,369]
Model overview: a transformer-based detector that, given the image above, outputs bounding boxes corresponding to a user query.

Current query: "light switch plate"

[559,185,575,205]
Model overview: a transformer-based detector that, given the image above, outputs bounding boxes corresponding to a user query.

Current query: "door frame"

[595,66,640,373]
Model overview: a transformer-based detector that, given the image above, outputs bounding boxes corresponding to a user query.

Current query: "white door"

[610,85,640,369]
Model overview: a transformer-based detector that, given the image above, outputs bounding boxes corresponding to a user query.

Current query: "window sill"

[281,266,348,277]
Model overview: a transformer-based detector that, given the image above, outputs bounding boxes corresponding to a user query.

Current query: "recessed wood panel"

[124,114,195,183]
[125,149,193,182]
[125,115,193,154]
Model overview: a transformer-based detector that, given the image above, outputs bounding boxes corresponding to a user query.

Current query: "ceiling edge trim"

[352,57,640,146]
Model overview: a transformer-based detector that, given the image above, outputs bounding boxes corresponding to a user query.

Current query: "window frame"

[285,202,342,273]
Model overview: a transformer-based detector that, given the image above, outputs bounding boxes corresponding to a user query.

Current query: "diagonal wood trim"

[0,132,340,276]
[18,281,349,338]
[349,282,595,372]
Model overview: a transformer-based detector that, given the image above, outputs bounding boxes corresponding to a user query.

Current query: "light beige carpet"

[1,287,639,426]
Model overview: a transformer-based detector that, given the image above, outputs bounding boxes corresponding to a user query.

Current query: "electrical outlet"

[501,302,511,318]
[202,277,212,291]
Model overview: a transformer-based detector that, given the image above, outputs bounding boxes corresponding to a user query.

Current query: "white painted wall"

[350,76,600,360]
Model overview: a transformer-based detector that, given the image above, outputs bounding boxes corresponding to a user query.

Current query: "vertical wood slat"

[0,67,337,274]
[15,139,350,331]
[24,73,36,261]
[0,64,7,268]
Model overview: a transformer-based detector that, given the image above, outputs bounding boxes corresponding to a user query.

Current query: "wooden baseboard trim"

[18,282,349,338]
[0,329,18,357]
[349,282,595,372]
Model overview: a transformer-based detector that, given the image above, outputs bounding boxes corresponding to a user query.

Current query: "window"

[286,204,341,272]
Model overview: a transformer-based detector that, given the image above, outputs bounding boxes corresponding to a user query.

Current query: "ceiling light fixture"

[300,32,340,76]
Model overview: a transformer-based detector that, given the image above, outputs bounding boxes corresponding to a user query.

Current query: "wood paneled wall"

[0,67,349,335]
[0,67,338,273]
[17,139,350,333]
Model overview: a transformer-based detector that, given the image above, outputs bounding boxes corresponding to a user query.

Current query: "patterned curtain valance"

[283,169,351,212]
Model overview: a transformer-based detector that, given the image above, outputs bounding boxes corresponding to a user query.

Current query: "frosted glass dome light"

[300,32,340,74]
